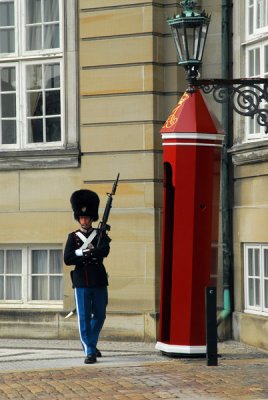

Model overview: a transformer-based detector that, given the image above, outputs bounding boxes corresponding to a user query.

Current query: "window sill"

[229,139,268,166]
[0,303,63,309]
[244,309,268,317]
[241,32,268,46]
[0,147,80,170]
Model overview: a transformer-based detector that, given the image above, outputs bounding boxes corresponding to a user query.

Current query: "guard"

[64,189,111,364]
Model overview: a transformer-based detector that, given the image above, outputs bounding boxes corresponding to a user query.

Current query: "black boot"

[96,348,102,357]
[84,354,97,364]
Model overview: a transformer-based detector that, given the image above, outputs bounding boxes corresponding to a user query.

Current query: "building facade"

[0,0,267,350]
[230,0,268,349]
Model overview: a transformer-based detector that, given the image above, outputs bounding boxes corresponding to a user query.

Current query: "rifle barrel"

[112,173,120,195]
[96,174,120,247]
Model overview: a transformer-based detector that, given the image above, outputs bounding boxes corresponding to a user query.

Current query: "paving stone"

[0,340,267,399]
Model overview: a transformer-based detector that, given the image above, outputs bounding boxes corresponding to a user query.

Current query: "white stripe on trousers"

[74,288,89,355]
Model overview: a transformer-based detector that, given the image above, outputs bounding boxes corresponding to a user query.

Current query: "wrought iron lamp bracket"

[189,78,268,133]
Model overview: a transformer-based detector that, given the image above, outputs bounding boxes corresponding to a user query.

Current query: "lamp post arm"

[191,78,268,133]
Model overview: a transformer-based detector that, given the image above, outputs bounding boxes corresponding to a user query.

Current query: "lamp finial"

[180,0,197,11]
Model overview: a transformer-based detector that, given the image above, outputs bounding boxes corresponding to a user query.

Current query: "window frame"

[22,0,63,56]
[0,62,19,149]
[0,0,17,57]
[246,0,268,38]
[245,40,268,140]
[29,246,64,304]
[0,0,79,169]
[22,58,65,150]
[0,245,63,309]
[0,247,25,304]
[244,243,268,316]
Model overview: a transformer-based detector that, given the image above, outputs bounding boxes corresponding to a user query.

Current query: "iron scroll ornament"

[189,78,268,133]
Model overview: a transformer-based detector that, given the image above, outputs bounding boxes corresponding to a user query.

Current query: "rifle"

[97,173,119,247]
[65,174,120,319]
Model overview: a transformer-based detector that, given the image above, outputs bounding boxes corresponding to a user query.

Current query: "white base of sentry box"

[155,341,206,355]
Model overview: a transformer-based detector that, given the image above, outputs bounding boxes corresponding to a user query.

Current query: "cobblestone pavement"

[0,339,267,399]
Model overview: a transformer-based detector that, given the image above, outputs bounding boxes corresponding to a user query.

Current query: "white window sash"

[262,246,268,312]
[256,0,268,31]
[0,247,25,304]
[0,0,18,58]
[22,0,63,56]
[244,245,260,311]
[244,244,268,315]
[21,58,64,149]
[245,41,268,140]
[29,246,63,304]
[0,0,78,159]
[246,0,268,38]
[0,245,63,308]
[0,62,20,149]
[0,0,67,151]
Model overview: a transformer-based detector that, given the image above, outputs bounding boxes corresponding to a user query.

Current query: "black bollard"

[205,286,218,366]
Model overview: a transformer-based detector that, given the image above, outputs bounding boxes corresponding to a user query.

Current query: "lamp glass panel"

[181,27,188,60]
[185,26,194,60]
[172,27,184,61]
[194,26,200,59]
[198,24,209,60]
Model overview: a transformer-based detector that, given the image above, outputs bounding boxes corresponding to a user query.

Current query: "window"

[0,0,63,149]
[0,65,17,145]
[25,61,63,146]
[247,0,268,37]
[244,244,268,315]
[245,1,268,141]
[0,0,78,169]
[245,41,268,139]
[0,246,63,307]
[25,0,60,52]
[0,0,15,54]
[0,249,22,300]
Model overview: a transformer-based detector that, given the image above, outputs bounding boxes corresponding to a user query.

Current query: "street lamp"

[168,0,210,83]
[168,0,268,133]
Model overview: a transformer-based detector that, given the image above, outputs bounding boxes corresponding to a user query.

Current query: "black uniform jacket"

[64,228,111,288]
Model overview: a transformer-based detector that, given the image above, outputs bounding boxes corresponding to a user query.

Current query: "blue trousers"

[74,286,108,356]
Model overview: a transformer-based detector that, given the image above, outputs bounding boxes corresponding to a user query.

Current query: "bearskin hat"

[70,189,100,221]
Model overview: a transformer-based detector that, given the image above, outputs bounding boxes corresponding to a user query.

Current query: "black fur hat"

[70,189,99,221]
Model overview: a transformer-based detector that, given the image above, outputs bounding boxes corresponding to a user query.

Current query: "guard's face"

[79,216,92,230]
